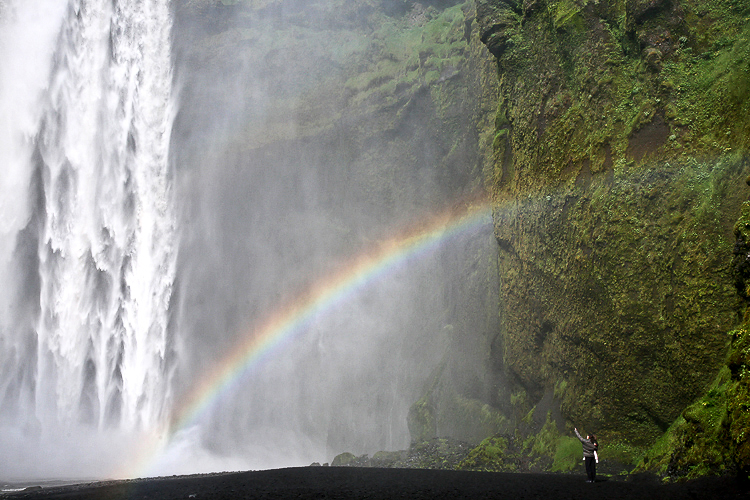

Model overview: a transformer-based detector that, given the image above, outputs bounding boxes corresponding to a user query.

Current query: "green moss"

[552,436,583,472]
[457,435,514,471]
[485,0,750,190]
[408,398,437,443]
[495,155,745,447]
[657,22,750,154]
[603,441,645,468]
[529,412,559,458]
[636,366,733,477]
[492,128,508,149]
[509,389,526,407]
[553,379,568,400]
[549,0,585,32]
[458,413,578,473]
[521,406,535,425]
[342,3,470,108]
[724,327,750,476]
[424,70,441,86]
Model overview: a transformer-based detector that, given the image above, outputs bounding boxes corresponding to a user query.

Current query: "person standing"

[574,427,598,482]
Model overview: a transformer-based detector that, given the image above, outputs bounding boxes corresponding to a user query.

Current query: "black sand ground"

[2,468,749,500]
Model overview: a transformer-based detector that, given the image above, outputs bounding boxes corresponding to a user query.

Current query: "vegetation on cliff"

[475,0,750,480]
[174,0,750,480]
[636,210,750,479]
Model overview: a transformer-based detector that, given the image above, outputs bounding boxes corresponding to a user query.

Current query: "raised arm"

[574,427,585,443]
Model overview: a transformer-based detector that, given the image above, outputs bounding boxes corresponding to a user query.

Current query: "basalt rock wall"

[474,0,750,473]
[170,0,750,475]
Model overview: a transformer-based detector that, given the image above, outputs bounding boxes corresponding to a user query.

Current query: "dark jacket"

[574,429,598,458]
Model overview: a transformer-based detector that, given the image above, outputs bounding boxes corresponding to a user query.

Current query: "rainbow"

[136,198,493,476]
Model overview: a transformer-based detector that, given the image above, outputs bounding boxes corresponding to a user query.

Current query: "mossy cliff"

[635,209,750,479]
[474,0,750,478]
[172,0,750,478]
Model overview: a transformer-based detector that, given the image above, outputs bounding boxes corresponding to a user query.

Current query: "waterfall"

[0,0,176,477]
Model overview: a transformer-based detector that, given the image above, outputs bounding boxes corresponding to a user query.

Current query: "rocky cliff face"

[171,0,749,477]
[475,0,750,477]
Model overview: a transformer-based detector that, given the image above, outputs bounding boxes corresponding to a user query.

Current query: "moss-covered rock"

[724,329,750,478]
[476,0,750,464]
[370,450,407,468]
[475,0,522,57]
[399,438,474,469]
[331,452,359,467]
[174,0,750,477]
[637,367,733,477]
[407,397,438,443]
[636,323,749,480]
[458,434,516,471]
[455,411,604,473]
[493,156,745,444]
[332,437,473,470]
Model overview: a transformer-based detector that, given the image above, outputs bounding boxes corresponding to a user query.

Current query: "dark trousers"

[585,456,597,482]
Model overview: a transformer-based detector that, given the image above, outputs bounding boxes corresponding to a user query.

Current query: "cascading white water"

[0,0,176,478]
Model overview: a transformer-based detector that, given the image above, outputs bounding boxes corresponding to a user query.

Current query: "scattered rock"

[332,452,359,467]
[331,452,372,467]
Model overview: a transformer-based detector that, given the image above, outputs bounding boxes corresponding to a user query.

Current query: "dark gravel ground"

[1,468,748,500]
